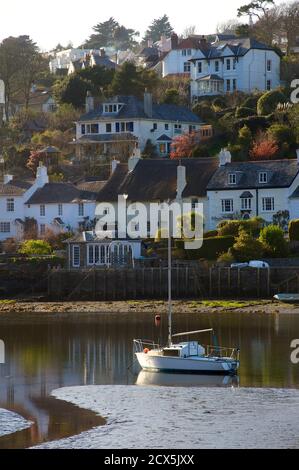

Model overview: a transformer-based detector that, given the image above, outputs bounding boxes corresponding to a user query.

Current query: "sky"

[0,0,285,51]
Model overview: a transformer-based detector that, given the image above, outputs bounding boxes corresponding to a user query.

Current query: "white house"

[0,165,106,242]
[190,36,281,101]
[206,150,299,230]
[49,48,105,74]
[74,92,209,160]
[68,49,118,75]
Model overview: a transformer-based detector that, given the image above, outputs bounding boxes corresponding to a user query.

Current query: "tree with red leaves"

[170,131,201,160]
[249,133,279,161]
[26,150,43,174]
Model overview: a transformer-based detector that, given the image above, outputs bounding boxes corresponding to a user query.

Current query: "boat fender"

[144,348,150,354]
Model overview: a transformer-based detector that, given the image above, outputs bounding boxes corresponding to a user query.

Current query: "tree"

[143,15,174,43]
[84,17,139,50]
[142,139,158,159]
[259,224,288,257]
[267,123,296,148]
[230,229,264,262]
[237,1,276,20]
[279,1,299,55]
[0,36,45,120]
[170,132,201,159]
[289,219,299,241]
[110,62,160,97]
[53,75,93,109]
[216,19,241,34]
[257,89,287,115]
[249,134,279,160]
[182,25,196,38]
[161,88,180,105]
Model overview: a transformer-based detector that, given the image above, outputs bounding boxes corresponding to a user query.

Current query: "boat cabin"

[162,342,205,358]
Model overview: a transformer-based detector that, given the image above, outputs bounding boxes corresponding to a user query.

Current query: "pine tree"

[143,15,174,43]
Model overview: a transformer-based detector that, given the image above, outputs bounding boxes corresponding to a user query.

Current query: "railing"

[205,345,240,361]
[133,339,161,354]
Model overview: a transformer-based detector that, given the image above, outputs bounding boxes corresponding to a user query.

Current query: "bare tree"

[182,25,197,38]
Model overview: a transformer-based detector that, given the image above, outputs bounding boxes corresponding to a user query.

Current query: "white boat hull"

[136,352,239,374]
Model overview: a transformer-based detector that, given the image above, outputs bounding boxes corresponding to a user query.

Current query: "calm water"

[0,311,298,448]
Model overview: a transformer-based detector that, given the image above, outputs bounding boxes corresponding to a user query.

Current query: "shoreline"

[0,299,297,316]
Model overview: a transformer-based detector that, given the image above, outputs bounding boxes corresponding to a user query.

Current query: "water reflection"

[0,310,298,448]
[136,371,239,387]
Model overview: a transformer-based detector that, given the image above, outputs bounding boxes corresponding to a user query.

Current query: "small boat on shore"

[274,294,299,304]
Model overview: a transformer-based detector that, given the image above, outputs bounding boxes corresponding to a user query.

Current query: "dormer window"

[259,172,268,184]
[228,173,237,185]
[103,103,123,114]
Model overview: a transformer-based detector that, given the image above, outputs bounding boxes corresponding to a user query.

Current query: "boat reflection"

[136,370,239,388]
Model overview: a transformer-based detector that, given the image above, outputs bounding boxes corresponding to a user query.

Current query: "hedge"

[176,236,235,260]
[257,89,287,116]
[235,106,256,119]
[289,220,299,241]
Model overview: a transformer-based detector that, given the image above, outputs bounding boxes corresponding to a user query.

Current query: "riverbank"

[0,299,297,316]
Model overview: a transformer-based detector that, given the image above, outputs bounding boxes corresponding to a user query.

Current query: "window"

[221,199,234,213]
[126,122,134,132]
[115,122,120,133]
[165,123,169,130]
[198,62,202,74]
[78,203,84,217]
[159,143,166,154]
[233,79,237,91]
[153,123,158,130]
[40,224,46,236]
[6,198,14,212]
[106,123,112,133]
[233,58,237,70]
[184,62,191,72]
[187,49,192,56]
[90,124,99,134]
[40,205,45,217]
[81,124,86,135]
[191,198,199,209]
[262,197,275,212]
[58,204,63,216]
[228,174,236,185]
[267,60,272,72]
[0,222,10,233]
[226,59,231,70]
[267,80,271,91]
[88,245,94,265]
[189,125,196,133]
[259,172,268,184]
[72,246,80,267]
[241,198,252,210]
[226,79,231,92]
[215,61,219,72]
[182,49,187,56]
[174,124,182,134]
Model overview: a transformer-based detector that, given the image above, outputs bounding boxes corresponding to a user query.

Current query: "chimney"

[100,48,106,57]
[176,164,187,201]
[3,174,13,184]
[297,149,299,164]
[144,90,153,118]
[128,148,141,172]
[171,33,179,49]
[111,159,120,174]
[160,35,167,51]
[219,149,232,167]
[200,35,208,48]
[36,162,49,188]
[86,91,94,113]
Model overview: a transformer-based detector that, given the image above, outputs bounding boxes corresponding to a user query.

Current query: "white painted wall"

[162,49,197,77]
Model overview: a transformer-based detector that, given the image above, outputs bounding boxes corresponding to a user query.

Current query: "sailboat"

[134,223,240,375]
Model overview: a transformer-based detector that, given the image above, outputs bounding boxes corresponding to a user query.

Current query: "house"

[0,164,106,242]
[73,92,206,161]
[206,149,299,230]
[49,48,103,74]
[68,49,118,75]
[190,36,281,101]
[13,89,57,114]
[95,154,219,237]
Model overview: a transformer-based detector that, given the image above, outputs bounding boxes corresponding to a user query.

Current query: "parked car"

[231,261,270,269]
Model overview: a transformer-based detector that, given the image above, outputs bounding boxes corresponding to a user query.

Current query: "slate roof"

[207,160,299,191]
[197,74,224,81]
[78,96,201,124]
[91,54,117,69]
[97,158,218,202]
[76,180,107,193]
[25,182,99,204]
[190,37,279,61]
[157,134,172,141]
[0,179,33,196]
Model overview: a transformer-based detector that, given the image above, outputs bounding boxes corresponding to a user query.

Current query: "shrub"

[257,89,287,116]
[230,229,264,262]
[218,218,264,237]
[2,238,18,254]
[235,107,256,119]
[267,124,296,146]
[192,103,216,121]
[212,96,227,110]
[259,225,288,258]
[204,230,219,238]
[249,135,279,160]
[18,240,53,256]
[241,95,260,111]
[179,236,235,261]
[217,251,235,264]
[289,220,299,241]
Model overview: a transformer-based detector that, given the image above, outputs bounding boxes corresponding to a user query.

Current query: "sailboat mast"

[168,213,172,347]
